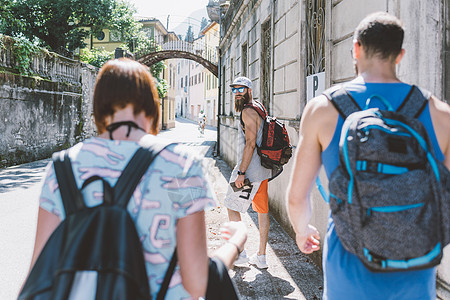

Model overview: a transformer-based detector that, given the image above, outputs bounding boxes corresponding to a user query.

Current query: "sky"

[128,0,210,35]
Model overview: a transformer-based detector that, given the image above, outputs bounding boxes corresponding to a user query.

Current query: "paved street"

[0,117,323,299]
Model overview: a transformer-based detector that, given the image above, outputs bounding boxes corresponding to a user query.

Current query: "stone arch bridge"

[135,40,218,77]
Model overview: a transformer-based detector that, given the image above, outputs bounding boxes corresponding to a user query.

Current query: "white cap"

[230,76,252,89]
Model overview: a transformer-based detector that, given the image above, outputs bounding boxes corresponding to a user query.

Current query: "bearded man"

[223,76,272,269]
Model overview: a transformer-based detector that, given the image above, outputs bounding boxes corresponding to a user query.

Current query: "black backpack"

[19,143,177,300]
[240,100,292,178]
[317,85,450,272]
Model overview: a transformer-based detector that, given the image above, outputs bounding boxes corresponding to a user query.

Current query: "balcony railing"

[0,35,80,84]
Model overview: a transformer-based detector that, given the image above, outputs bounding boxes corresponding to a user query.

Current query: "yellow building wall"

[82,28,124,52]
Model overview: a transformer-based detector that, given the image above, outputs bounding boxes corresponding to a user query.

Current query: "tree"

[80,47,114,68]
[124,32,167,99]
[200,17,208,32]
[110,0,141,45]
[0,0,138,55]
[185,26,194,42]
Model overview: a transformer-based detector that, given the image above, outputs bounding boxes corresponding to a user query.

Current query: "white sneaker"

[233,249,249,266]
[249,253,268,269]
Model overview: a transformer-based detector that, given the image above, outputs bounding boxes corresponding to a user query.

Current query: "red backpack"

[240,100,292,178]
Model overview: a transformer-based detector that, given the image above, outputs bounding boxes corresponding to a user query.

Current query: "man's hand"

[295,224,320,254]
[234,174,245,188]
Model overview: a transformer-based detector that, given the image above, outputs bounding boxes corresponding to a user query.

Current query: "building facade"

[175,24,220,126]
[140,20,178,129]
[202,22,220,126]
[83,28,125,52]
[218,0,449,295]
[176,59,190,118]
[83,18,179,130]
[189,59,206,122]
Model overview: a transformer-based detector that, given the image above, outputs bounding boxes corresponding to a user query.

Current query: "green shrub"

[80,47,113,68]
[12,37,40,75]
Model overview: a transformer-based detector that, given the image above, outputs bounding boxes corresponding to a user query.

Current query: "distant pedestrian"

[21,58,247,299]
[287,12,450,299]
[223,76,272,269]
[198,109,206,135]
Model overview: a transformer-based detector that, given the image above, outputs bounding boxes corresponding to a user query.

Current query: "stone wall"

[0,35,97,168]
[219,0,327,265]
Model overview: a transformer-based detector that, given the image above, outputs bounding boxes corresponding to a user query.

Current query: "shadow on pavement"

[245,209,323,299]
[233,267,297,299]
[0,160,49,193]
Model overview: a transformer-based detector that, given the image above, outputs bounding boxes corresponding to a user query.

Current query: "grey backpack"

[318,85,450,272]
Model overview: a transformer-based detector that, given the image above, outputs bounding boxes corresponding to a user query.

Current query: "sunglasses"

[231,87,247,93]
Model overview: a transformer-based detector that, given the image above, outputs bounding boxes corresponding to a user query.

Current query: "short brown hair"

[354,12,404,60]
[93,58,160,134]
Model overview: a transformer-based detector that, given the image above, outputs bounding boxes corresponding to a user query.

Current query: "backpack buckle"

[364,248,387,268]
[357,129,370,142]
[365,161,378,173]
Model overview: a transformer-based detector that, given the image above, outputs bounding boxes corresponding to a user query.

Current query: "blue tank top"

[321,80,444,300]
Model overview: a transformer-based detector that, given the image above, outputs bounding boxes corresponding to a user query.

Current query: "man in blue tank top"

[286,12,450,299]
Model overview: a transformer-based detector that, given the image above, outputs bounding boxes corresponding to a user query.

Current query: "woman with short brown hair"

[23,58,246,299]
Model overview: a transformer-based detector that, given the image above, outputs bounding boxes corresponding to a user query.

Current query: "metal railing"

[135,40,218,65]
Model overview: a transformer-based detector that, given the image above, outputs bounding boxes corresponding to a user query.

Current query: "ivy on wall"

[156,78,168,100]
[1,35,41,75]
[13,37,40,75]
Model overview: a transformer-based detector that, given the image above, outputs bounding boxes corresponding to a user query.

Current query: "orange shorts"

[251,179,269,213]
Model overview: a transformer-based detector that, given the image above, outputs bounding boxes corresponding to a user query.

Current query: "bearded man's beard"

[234,91,250,112]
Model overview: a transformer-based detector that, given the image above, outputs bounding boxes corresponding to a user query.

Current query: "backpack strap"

[395,85,431,118]
[240,100,267,130]
[81,176,114,205]
[114,142,173,208]
[52,150,86,215]
[323,85,362,119]
[113,142,177,298]
[156,248,178,300]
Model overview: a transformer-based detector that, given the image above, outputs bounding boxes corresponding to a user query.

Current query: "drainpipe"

[162,70,166,130]
[271,1,275,114]
[216,48,222,156]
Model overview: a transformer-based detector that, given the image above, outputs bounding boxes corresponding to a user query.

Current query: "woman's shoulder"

[139,135,204,173]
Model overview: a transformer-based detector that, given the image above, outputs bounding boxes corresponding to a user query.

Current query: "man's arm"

[234,108,260,188]
[286,96,332,253]
[429,95,450,169]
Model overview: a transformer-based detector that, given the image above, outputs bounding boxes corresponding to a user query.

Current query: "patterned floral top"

[39,135,216,299]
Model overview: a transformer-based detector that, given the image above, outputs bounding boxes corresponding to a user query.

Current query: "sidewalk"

[0,120,324,299]
[175,116,218,131]
[202,143,324,299]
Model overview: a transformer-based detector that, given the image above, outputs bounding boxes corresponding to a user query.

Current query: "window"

[306,0,325,76]
[261,18,272,112]
[181,78,183,88]
[97,31,105,41]
[242,43,248,77]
